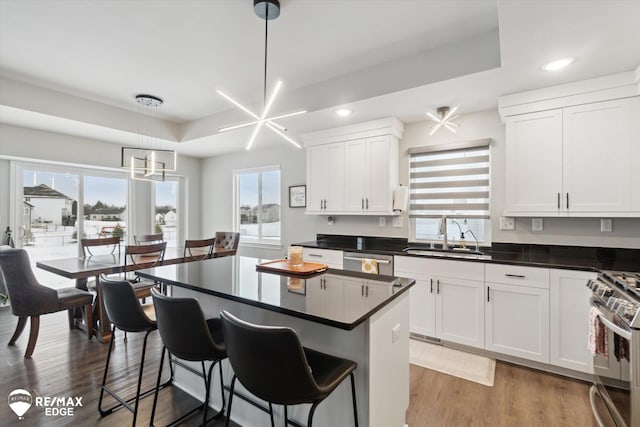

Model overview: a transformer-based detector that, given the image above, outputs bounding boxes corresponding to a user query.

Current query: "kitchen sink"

[402,247,491,260]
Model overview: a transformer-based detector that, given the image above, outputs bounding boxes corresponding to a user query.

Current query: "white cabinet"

[302,248,343,269]
[629,96,640,210]
[549,269,596,373]
[306,142,344,213]
[344,279,392,315]
[485,264,550,363]
[563,99,633,212]
[303,117,403,216]
[504,97,638,216]
[505,109,563,213]
[394,256,485,349]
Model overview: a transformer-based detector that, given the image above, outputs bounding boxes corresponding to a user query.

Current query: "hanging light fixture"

[427,106,460,136]
[217,0,306,150]
[121,94,177,182]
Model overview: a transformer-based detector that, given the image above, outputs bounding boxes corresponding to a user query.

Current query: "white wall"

[0,123,202,243]
[202,110,640,252]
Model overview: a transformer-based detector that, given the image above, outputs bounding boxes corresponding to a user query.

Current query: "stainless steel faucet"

[438,215,448,250]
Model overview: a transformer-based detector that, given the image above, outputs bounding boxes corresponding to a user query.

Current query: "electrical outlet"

[600,219,612,232]
[532,218,543,232]
[379,217,386,227]
[392,216,403,228]
[499,217,515,230]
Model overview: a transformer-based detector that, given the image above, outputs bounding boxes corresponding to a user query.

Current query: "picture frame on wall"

[289,185,306,208]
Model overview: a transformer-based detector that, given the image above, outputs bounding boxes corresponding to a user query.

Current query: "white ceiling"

[1,0,639,157]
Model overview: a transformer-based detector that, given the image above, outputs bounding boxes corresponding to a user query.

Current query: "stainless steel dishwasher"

[343,252,394,275]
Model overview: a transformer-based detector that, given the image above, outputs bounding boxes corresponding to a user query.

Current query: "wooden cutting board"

[256,259,329,275]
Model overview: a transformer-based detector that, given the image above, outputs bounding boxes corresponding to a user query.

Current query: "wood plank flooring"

[0,307,598,426]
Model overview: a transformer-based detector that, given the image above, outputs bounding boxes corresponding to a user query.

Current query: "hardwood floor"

[0,307,598,426]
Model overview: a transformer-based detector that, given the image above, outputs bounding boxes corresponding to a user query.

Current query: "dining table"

[36,246,236,342]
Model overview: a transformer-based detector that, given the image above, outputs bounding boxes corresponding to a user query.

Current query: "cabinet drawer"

[485,264,549,289]
[303,248,343,268]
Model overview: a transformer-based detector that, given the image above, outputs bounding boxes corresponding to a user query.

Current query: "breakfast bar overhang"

[137,255,415,427]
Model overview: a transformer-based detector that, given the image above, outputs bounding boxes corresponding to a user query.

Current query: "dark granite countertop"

[295,234,640,272]
[137,255,414,330]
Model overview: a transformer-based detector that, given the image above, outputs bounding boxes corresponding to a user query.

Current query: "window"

[154,179,179,248]
[233,166,281,245]
[409,139,491,245]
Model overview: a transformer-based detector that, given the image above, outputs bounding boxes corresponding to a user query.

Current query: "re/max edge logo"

[8,389,83,420]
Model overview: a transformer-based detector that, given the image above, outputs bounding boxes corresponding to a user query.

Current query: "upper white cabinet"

[303,118,403,215]
[307,142,345,213]
[504,98,637,216]
[500,72,640,217]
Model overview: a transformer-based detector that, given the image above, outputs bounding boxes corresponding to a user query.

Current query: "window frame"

[232,165,282,248]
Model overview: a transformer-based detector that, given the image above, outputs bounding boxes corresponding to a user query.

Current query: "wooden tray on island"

[256,259,329,276]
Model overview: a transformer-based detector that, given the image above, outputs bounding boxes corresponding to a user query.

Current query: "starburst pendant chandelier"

[427,106,460,136]
[217,0,306,150]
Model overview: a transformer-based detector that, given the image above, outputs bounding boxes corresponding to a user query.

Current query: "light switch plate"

[532,218,543,232]
[499,217,515,230]
[392,216,403,228]
[601,219,612,232]
[379,217,386,227]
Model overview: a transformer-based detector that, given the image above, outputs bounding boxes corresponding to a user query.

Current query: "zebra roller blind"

[409,139,490,219]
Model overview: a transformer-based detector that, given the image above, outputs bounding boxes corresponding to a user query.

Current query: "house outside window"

[233,165,281,245]
[409,139,491,246]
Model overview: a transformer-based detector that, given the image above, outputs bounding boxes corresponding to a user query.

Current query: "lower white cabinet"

[485,264,550,363]
[395,256,485,349]
[344,279,392,314]
[549,269,596,373]
[302,248,343,269]
[306,275,345,320]
[485,282,550,363]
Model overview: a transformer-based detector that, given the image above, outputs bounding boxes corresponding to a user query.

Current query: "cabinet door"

[408,278,436,337]
[563,99,632,212]
[630,97,640,211]
[505,109,563,213]
[549,269,596,373]
[307,145,328,213]
[366,136,392,212]
[435,277,484,349]
[344,139,368,211]
[343,278,367,316]
[485,283,550,363]
[365,282,392,310]
[323,275,345,320]
[325,142,345,212]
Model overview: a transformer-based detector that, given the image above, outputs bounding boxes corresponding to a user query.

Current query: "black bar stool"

[97,275,172,426]
[220,310,359,427]
[150,288,227,427]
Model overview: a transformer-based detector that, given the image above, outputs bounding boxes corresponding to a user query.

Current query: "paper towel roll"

[393,185,409,212]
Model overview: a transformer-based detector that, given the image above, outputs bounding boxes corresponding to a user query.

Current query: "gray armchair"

[0,246,93,358]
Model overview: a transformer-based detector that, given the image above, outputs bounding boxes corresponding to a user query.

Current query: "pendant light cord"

[263,5,269,108]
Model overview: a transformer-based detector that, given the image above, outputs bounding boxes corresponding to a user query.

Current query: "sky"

[239,170,280,207]
[23,170,177,207]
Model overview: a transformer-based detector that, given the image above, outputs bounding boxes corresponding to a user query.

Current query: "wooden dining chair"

[81,236,121,257]
[124,241,168,299]
[133,233,163,245]
[183,238,216,261]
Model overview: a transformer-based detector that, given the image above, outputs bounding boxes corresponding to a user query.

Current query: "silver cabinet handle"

[361,198,364,210]
[505,274,525,278]
[487,286,490,302]
[343,256,390,264]
[324,199,327,210]
[437,279,440,294]
[366,285,369,297]
[430,278,433,293]
[307,253,323,258]
[320,200,323,210]
[366,198,369,209]
[566,193,569,210]
[557,193,560,209]
[361,284,364,297]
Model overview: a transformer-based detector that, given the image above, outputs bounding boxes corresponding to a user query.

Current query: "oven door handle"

[343,256,391,264]
[598,314,632,340]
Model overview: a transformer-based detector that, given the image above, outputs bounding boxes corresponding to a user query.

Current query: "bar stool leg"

[149,346,166,427]
[268,402,275,427]
[350,373,358,427]
[131,330,152,426]
[98,326,117,416]
[225,376,237,427]
[283,405,288,427]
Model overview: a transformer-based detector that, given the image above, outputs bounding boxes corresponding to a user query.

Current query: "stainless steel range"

[587,271,640,427]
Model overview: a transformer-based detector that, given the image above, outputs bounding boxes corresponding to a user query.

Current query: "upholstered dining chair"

[220,310,359,427]
[0,246,94,358]
[183,237,216,261]
[133,233,163,245]
[214,232,240,253]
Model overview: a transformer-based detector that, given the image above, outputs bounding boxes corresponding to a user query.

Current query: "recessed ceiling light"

[335,108,352,117]
[541,57,575,71]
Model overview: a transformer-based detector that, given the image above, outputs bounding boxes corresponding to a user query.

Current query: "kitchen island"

[137,255,414,427]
